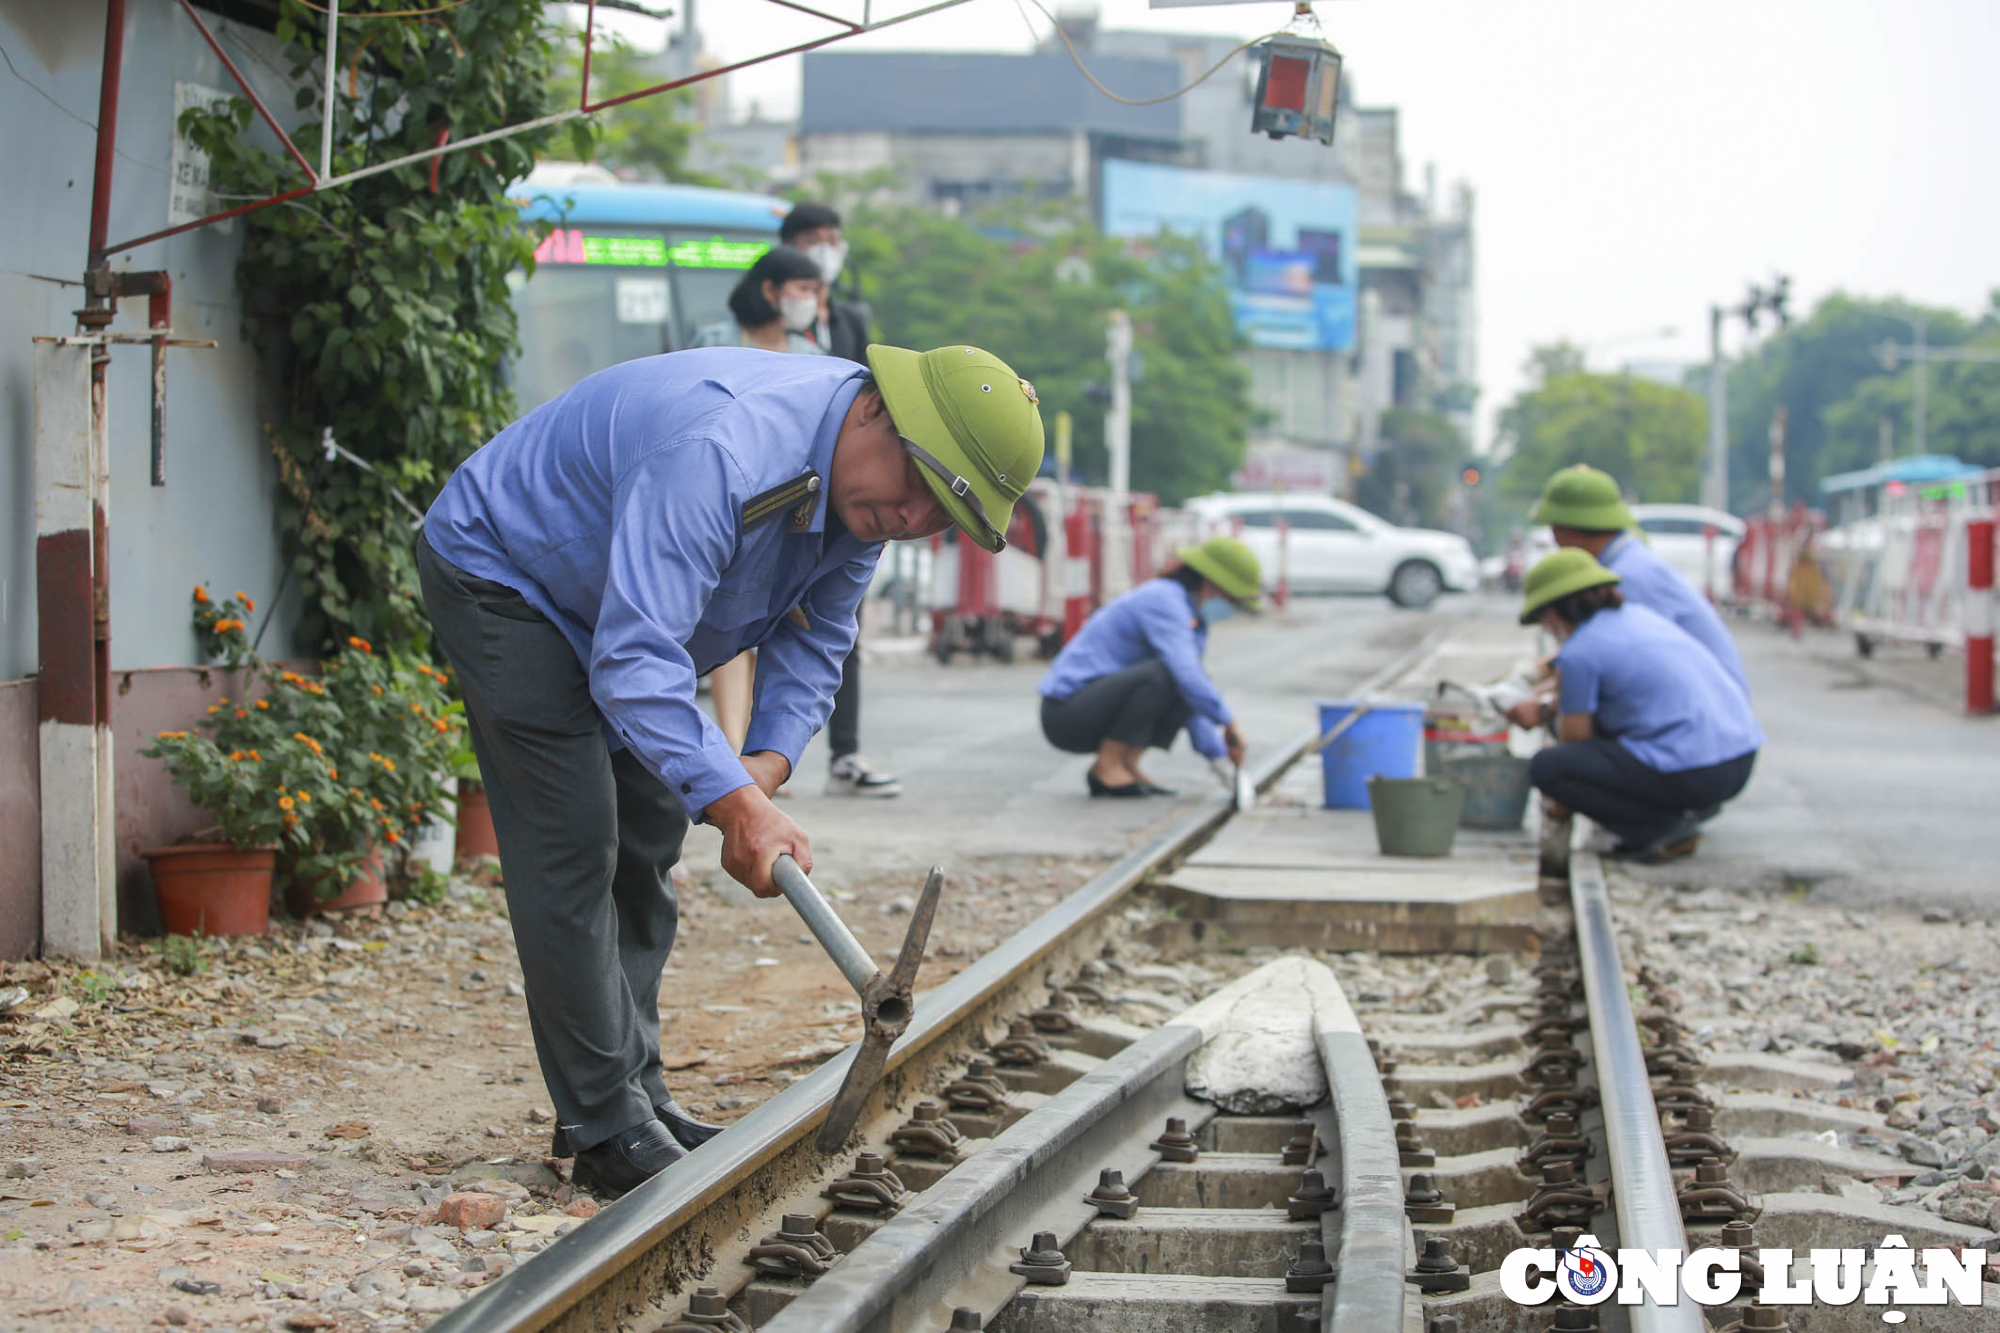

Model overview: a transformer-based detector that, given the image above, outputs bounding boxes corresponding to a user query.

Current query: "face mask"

[779,293,820,333]
[805,241,847,286]
[1199,596,1236,625]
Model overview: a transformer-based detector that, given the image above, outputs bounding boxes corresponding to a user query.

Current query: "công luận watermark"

[1501,1234,1987,1324]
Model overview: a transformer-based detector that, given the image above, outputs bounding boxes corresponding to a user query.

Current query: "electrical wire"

[1019,0,1282,108]
[0,39,171,178]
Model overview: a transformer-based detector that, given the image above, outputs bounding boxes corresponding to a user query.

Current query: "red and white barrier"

[1968,516,1995,715]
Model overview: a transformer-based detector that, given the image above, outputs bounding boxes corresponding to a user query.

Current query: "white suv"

[1184,491,1479,608]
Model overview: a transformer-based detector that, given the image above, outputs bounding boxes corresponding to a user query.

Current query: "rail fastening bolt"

[1151,1116,1199,1162]
[1285,1237,1336,1292]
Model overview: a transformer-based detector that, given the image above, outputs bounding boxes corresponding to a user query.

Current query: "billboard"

[1101,159,1358,353]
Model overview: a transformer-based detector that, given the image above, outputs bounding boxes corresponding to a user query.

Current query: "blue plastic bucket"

[1317,699,1426,809]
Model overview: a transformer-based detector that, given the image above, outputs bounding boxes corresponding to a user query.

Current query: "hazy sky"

[583,1,2000,449]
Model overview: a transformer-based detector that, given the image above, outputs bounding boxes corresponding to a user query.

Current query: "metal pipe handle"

[774,854,878,997]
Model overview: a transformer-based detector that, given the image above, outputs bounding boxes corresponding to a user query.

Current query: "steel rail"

[1570,847,1704,1333]
[430,624,1453,1333]
[1312,964,1406,1333]
[758,1019,1210,1333]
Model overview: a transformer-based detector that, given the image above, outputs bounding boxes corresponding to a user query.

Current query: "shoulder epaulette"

[742,470,822,531]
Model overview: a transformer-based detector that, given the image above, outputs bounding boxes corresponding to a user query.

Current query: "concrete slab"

[993,1272,1318,1333]
[1067,1209,1316,1279]
[1135,1155,1307,1212]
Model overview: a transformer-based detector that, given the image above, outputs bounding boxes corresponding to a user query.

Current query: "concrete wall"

[0,0,306,953]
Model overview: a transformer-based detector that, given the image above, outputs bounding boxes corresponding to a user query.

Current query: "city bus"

[506,169,789,412]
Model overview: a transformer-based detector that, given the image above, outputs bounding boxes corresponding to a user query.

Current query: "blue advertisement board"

[1101,159,1358,353]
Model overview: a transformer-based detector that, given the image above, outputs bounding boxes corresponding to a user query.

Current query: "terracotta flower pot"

[455,783,499,865]
[287,847,390,916]
[146,844,275,938]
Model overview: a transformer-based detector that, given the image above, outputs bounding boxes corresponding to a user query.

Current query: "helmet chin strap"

[900,437,1005,551]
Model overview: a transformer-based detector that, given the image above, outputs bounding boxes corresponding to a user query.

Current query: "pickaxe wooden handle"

[772,856,942,1154]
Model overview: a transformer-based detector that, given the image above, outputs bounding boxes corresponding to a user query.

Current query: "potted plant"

[143,587,465,922]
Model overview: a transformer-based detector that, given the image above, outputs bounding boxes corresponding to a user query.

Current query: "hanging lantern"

[1250,32,1341,146]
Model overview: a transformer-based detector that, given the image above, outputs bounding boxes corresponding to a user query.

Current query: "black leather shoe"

[1692,803,1723,823]
[656,1094,724,1150]
[1086,771,1147,798]
[571,1119,686,1198]
[1138,781,1177,797]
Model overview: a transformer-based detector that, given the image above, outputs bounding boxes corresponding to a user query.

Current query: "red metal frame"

[99,0,974,259]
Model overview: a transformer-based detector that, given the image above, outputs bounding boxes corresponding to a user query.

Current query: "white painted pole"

[35,342,111,960]
[1103,310,1133,598]
[318,0,340,183]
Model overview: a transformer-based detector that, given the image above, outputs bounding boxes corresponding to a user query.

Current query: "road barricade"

[928,481,1186,663]
[1730,503,1830,635]
[1824,465,1999,713]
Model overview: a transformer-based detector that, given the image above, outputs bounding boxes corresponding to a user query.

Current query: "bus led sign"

[532,228,764,271]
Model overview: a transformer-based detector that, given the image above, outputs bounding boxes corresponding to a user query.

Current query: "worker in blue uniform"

[1532,465,1750,696]
[1037,536,1261,797]
[418,344,1043,1196]
[1508,550,1763,864]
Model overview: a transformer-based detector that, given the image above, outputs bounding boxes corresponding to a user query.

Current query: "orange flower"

[283,813,297,828]
[326,765,338,780]
[297,791,311,803]
[255,700,270,710]
[247,749,262,762]
[369,798,386,812]
[292,733,323,755]
[278,796,295,811]
[408,703,422,715]
[371,684,384,696]
[234,590,255,611]
[347,636,373,654]
[280,671,302,684]
[192,586,209,604]
[207,705,220,715]
[228,751,244,762]
[432,718,449,733]
[384,829,400,845]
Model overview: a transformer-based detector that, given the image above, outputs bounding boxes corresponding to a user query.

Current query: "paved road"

[680,591,1473,891]
[1623,620,1999,912]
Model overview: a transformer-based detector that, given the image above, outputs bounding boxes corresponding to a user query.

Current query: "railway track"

[431,623,1991,1333]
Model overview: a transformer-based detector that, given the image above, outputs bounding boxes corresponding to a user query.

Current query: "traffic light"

[1461,467,1481,487]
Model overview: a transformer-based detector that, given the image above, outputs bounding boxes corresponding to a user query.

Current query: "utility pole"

[1102,310,1134,597]
[1704,304,1728,512]
[1702,277,1791,514]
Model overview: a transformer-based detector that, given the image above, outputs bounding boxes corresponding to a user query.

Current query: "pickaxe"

[772,856,941,1153]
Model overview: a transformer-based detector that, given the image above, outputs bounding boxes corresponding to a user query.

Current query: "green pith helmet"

[1519,549,1622,624]
[867,344,1046,553]
[1177,535,1264,612]
[1530,465,1635,533]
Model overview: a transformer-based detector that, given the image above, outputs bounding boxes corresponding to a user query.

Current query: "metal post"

[1704,304,1727,513]
[36,343,113,960]
[1968,517,1995,716]
[1767,405,1786,519]
[1914,317,1928,458]
[317,0,341,182]
[1102,311,1133,599]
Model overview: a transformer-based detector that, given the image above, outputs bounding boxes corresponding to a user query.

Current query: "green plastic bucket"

[1367,777,1466,858]
[1440,753,1535,830]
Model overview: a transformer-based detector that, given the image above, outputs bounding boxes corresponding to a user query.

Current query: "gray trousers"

[417,534,689,1152]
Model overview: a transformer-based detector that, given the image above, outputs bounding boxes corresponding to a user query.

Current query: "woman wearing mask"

[691,245,826,357]
[1037,537,1260,798]
[690,245,826,752]
[1506,549,1762,864]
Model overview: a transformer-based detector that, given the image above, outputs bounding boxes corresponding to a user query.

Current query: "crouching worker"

[1037,536,1260,797]
[1507,550,1762,864]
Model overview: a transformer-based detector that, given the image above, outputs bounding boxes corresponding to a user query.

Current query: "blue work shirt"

[1038,578,1234,759]
[424,349,878,817]
[1599,531,1749,696]
[1556,604,1764,773]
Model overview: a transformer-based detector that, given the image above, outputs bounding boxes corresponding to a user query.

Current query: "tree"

[845,200,1252,504]
[1495,348,1708,506]
[1721,294,1973,506]
[1820,294,2000,476]
[1356,409,1467,529]
[547,34,710,183]
[183,0,577,649]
